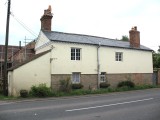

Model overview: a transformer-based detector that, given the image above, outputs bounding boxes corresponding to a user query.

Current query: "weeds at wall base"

[51,84,160,97]
[0,85,160,100]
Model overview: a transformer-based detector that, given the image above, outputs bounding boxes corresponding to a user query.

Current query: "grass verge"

[51,84,160,97]
[0,84,160,100]
[0,94,17,100]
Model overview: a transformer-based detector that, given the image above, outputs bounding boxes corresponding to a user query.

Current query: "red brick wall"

[10,41,35,66]
[0,45,20,61]
[41,16,52,31]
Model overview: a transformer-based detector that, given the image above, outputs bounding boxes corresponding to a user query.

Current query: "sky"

[0,0,160,51]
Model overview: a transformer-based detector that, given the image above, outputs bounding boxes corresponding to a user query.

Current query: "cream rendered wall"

[99,47,153,73]
[8,72,14,96]
[49,42,153,74]
[50,42,98,74]
[8,52,51,96]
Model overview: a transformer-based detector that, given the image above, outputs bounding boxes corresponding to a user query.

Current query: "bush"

[30,84,53,97]
[100,82,110,88]
[117,81,135,88]
[72,83,83,89]
[59,78,71,92]
[20,90,28,98]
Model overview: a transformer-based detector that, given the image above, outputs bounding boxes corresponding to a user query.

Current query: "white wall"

[49,42,153,74]
[99,47,153,73]
[8,52,51,96]
[35,31,52,54]
[50,42,98,74]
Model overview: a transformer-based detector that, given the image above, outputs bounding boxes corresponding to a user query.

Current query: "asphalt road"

[0,88,160,120]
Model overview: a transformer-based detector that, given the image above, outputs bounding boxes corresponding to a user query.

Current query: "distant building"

[9,41,36,66]
[0,41,35,81]
[0,45,20,80]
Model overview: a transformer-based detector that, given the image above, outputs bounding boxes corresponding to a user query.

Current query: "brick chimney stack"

[129,26,140,48]
[40,5,53,31]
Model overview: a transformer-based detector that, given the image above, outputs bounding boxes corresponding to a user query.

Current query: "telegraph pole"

[3,0,11,96]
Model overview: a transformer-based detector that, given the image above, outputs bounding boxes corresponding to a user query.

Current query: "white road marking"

[66,98,154,112]
[0,102,14,106]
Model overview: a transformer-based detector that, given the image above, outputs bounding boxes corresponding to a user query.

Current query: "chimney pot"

[134,26,137,30]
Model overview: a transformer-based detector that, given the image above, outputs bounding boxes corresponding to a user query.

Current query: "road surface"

[0,88,160,120]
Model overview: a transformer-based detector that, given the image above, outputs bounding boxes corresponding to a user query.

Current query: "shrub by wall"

[72,83,83,89]
[30,84,53,97]
[59,78,71,92]
[20,90,28,98]
[100,82,110,88]
[117,81,135,88]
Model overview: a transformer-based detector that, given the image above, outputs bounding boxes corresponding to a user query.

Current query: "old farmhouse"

[8,6,153,96]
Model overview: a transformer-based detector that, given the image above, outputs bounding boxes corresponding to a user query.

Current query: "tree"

[158,46,160,53]
[153,51,160,68]
[120,35,129,41]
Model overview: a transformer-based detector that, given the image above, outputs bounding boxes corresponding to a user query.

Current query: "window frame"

[115,52,123,61]
[71,48,81,60]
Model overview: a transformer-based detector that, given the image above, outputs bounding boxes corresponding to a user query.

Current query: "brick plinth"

[107,73,152,87]
[51,73,152,90]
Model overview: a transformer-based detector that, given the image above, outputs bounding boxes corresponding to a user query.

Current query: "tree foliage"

[120,35,129,41]
[158,46,160,53]
[153,51,160,68]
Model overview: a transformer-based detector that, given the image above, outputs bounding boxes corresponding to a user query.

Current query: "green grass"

[0,85,160,100]
[52,84,160,97]
[0,94,17,100]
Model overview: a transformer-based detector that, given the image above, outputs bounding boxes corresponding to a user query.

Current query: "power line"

[10,12,38,37]
[3,2,38,37]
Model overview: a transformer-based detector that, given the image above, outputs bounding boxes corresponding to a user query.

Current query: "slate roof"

[8,50,51,71]
[43,31,152,51]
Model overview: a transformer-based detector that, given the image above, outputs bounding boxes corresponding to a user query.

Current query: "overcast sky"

[0,0,160,51]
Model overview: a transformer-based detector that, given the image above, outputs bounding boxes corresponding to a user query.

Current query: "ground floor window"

[72,72,80,83]
[100,72,106,82]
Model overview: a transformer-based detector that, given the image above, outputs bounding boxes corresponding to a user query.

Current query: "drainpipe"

[97,42,101,89]
[50,45,54,88]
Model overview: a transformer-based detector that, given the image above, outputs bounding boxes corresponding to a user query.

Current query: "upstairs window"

[71,48,81,60]
[115,52,123,61]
